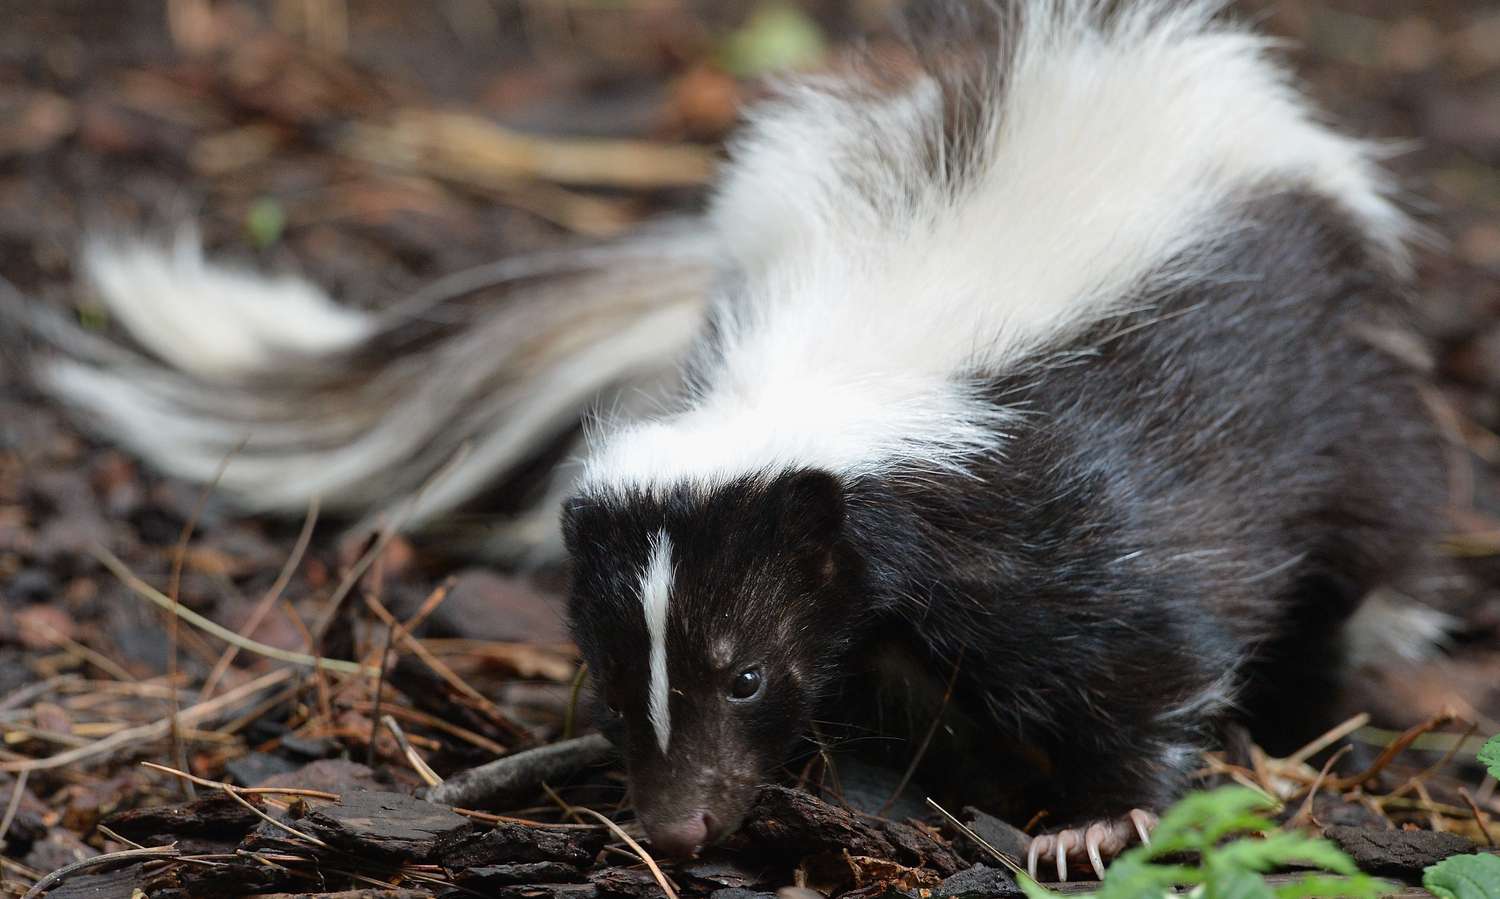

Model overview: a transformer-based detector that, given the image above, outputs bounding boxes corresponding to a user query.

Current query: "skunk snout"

[644,810,721,858]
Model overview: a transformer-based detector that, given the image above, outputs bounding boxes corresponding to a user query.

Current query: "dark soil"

[0,2,1496,897]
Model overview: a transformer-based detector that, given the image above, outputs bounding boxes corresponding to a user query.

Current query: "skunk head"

[562,469,855,857]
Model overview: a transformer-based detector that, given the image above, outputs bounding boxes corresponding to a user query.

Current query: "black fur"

[563,470,859,845]
[562,186,1442,850]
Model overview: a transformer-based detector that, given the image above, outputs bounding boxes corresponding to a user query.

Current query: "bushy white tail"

[78,233,375,376]
[11,223,720,562]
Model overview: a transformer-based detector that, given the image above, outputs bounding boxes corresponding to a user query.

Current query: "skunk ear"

[770,469,845,582]
[780,468,844,530]
[560,494,614,566]
[560,495,589,554]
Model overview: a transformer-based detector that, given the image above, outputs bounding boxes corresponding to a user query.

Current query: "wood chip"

[737,786,962,875]
[1322,825,1478,882]
[299,790,470,862]
[436,820,605,869]
[102,793,262,843]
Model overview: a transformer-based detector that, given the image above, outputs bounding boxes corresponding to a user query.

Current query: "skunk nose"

[649,812,710,858]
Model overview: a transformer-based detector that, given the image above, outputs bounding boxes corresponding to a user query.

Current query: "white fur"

[583,0,1410,493]
[81,231,372,377]
[1345,588,1454,668]
[40,227,715,550]
[39,295,701,518]
[641,530,675,753]
[1156,669,1239,724]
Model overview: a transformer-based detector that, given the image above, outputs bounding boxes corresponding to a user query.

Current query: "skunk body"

[11,0,1444,873]
[561,0,1440,860]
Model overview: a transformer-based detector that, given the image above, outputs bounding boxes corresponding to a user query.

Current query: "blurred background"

[0,0,1497,869]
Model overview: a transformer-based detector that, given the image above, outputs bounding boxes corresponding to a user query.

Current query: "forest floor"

[0,2,1497,897]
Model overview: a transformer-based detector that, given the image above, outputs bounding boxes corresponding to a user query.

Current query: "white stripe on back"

[580,0,1411,495]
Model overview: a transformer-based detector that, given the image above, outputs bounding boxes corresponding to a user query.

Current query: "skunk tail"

[6,223,719,562]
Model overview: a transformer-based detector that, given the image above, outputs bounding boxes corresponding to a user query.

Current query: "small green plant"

[245,196,287,249]
[718,3,826,77]
[1424,854,1500,899]
[1478,735,1500,781]
[1022,787,1385,899]
[1420,733,1500,899]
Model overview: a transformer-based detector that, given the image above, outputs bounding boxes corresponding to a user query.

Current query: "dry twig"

[425,733,613,809]
[1287,713,1369,769]
[164,440,246,797]
[0,770,29,851]
[1288,745,1352,828]
[0,676,80,712]
[1331,711,1456,791]
[26,620,135,683]
[362,592,527,742]
[2,667,292,773]
[341,109,715,190]
[1458,787,1496,846]
[557,801,678,899]
[92,544,372,675]
[21,846,180,899]
[880,654,961,817]
[348,701,506,757]
[925,797,1029,880]
[140,761,330,848]
[309,446,470,656]
[382,714,442,788]
[201,498,320,700]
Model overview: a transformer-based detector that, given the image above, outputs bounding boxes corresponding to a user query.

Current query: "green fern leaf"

[1212,832,1359,875]
[1206,867,1276,899]
[1479,735,1500,781]
[1271,873,1387,899]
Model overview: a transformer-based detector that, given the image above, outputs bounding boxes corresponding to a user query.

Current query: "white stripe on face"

[641,529,674,753]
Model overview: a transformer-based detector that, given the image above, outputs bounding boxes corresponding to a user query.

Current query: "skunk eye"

[728,668,763,701]
[604,698,622,718]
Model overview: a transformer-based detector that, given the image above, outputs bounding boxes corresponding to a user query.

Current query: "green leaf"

[246,197,286,249]
[1210,832,1358,876]
[1479,735,1500,781]
[1076,787,1395,899]
[1205,868,1274,899]
[1147,787,1277,858]
[1094,852,1201,899]
[719,3,826,77]
[1271,874,1387,899]
[1200,814,1281,851]
[1424,853,1500,899]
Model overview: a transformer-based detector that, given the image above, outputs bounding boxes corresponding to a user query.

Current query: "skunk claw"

[1085,822,1109,880]
[1129,808,1158,846]
[1027,836,1044,880]
[1025,809,1159,882]
[1054,830,1074,881]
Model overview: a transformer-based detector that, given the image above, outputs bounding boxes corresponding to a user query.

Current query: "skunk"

[9,0,1446,880]
[560,0,1443,867]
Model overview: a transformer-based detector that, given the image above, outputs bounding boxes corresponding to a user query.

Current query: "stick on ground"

[21,846,180,899]
[424,733,614,809]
